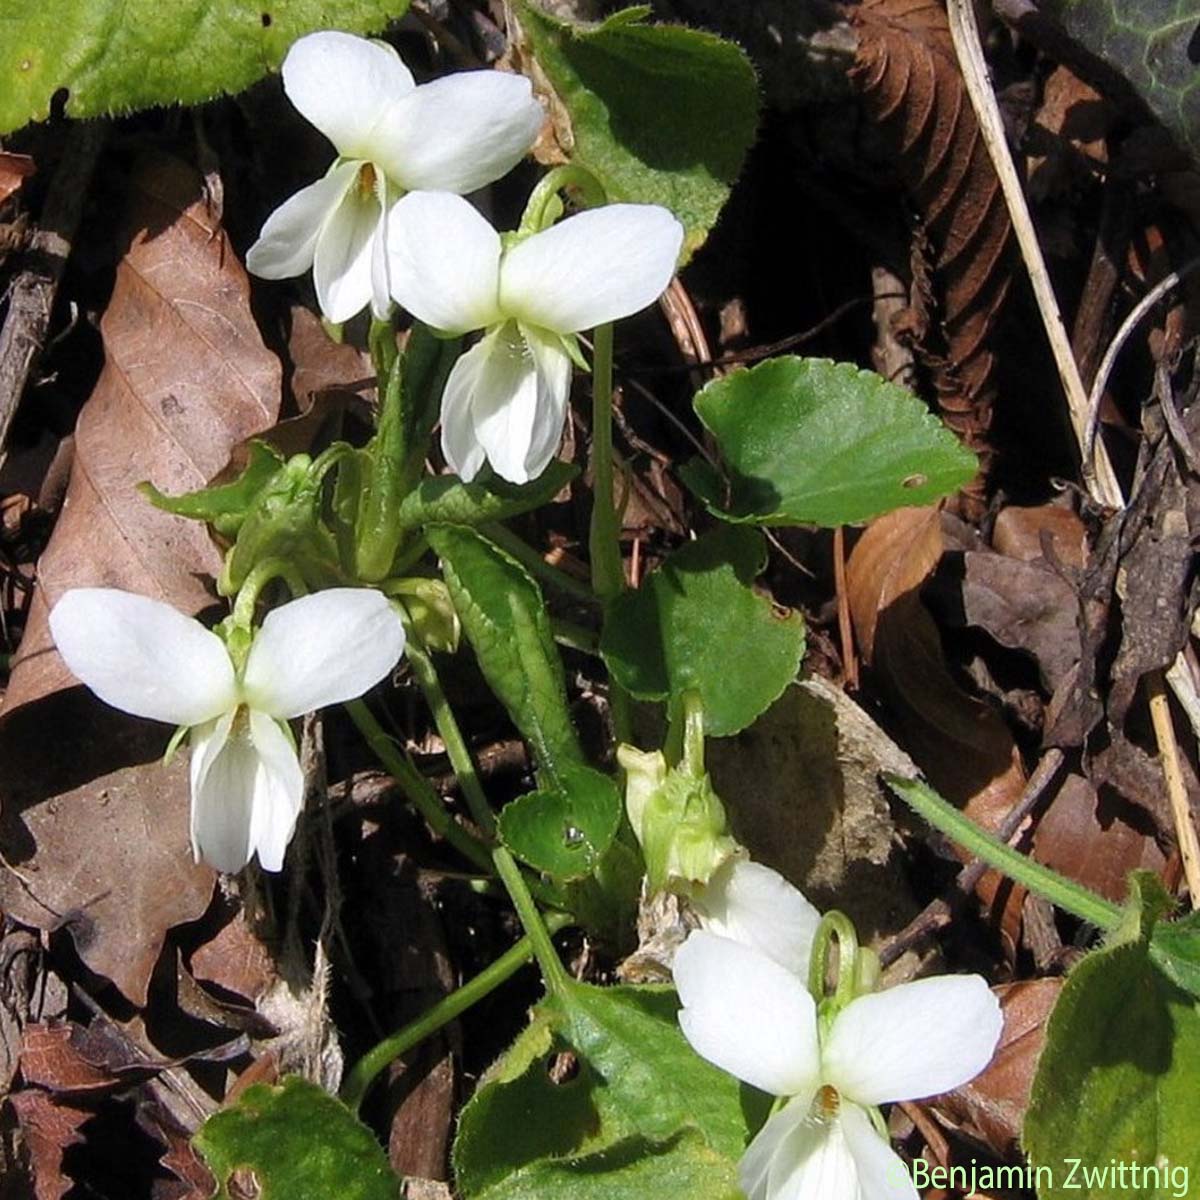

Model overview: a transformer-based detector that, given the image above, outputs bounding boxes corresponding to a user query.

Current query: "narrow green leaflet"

[193,1076,398,1200]
[0,1,411,133]
[498,763,622,881]
[428,524,581,772]
[1024,875,1200,1198]
[600,526,805,736]
[681,357,977,527]
[395,463,577,531]
[518,3,758,257]
[1037,0,1200,163]
[453,981,758,1200]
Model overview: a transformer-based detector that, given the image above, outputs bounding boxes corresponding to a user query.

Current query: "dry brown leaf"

[851,0,1014,506]
[7,1088,89,1200]
[847,507,1027,948]
[0,152,281,1005]
[0,152,35,204]
[19,1024,114,1095]
[991,504,1088,568]
[935,978,1060,1156]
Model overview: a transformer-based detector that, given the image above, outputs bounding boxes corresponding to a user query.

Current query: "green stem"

[344,698,493,873]
[231,557,307,627]
[484,524,598,606]
[493,844,570,994]
[808,910,860,1005]
[340,912,572,1112]
[400,621,496,837]
[520,164,608,234]
[886,774,1122,930]
[588,322,633,745]
[367,316,399,383]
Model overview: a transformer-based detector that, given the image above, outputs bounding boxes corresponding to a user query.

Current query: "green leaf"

[498,763,622,881]
[0,1,412,134]
[1150,910,1200,999]
[681,357,978,527]
[518,3,758,257]
[454,981,759,1200]
[141,441,285,536]
[1024,878,1200,1198]
[193,1075,398,1200]
[396,463,577,531]
[1037,0,1200,164]
[600,526,805,736]
[427,524,581,772]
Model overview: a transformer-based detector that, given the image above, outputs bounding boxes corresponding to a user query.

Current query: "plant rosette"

[49,587,405,872]
[246,30,543,322]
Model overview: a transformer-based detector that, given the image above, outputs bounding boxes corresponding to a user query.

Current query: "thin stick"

[1084,259,1200,473]
[945,0,1123,509]
[833,526,858,691]
[1147,671,1200,909]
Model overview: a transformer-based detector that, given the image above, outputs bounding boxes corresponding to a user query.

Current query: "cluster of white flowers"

[673,860,1003,1200]
[248,31,684,485]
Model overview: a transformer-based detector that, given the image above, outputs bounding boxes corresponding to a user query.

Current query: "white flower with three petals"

[246,30,544,323]
[49,588,406,873]
[673,931,1003,1200]
[388,191,684,484]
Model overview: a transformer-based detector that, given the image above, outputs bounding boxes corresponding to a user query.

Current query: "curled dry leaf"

[0,150,35,203]
[0,153,281,1004]
[934,978,1061,1156]
[7,1088,90,1200]
[846,506,1026,950]
[19,1023,117,1095]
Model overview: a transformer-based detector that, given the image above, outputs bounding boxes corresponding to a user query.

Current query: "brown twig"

[0,121,106,463]
[833,526,858,691]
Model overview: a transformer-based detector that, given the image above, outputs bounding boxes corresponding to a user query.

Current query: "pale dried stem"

[1147,671,1200,909]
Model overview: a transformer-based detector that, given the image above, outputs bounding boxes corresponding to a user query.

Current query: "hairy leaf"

[0,0,412,134]
[396,463,577,530]
[518,3,757,257]
[683,357,977,527]
[601,526,805,736]
[194,1076,398,1199]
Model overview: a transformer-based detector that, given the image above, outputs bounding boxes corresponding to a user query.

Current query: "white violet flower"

[673,931,1003,1200]
[387,191,684,484]
[246,30,544,323]
[691,858,823,982]
[49,587,406,873]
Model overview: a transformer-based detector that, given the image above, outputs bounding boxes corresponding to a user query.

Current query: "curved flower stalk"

[388,191,684,483]
[246,31,544,323]
[49,588,405,873]
[674,932,1002,1200]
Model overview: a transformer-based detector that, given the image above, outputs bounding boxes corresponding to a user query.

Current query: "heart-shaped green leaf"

[600,526,805,736]
[681,356,977,527]
[518,3,758,258]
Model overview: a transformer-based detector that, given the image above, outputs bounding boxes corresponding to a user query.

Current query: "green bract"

[193,1075,398,1199]
[518,3,758,258]
[453,981,759,1199]
[681,356,978,526]
[601,526,806,736]
[1024,874,1200,1198]
[0,0,411,133]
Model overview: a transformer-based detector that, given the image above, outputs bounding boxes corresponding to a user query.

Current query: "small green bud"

[391,577,461,654]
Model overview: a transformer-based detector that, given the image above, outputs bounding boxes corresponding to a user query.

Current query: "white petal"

[694,858,822,981]
[373,71,543,193]
[242,589,405,719]
[49,588,235,727]
[313,181,380,322]
[282,31,414,159]
[673,931,820,1098]
[519,326,572,479]
[841,1104,919,1200]
[500,204,684,333]
[740,1096,861,1200]
[246,162,359,280]
[387,192,502,333]
[439,341,490,481]
[469,326,542,484]
[824,975,1003,1106]
[189,712,256,873]
[370,183,392,321]
[247,711,305,872]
